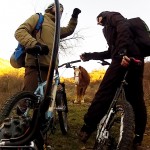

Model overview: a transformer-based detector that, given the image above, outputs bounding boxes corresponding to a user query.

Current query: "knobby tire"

[56,89,68,135]
[0,91,37,140]
[94,100,135,150]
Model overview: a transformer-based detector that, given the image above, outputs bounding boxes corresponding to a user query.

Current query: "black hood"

[97,11,110,26]
[97,11,110,18]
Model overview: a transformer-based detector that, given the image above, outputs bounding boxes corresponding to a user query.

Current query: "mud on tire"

[0,116,31,139]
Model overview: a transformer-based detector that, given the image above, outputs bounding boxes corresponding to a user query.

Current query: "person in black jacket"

[79,11,147,148]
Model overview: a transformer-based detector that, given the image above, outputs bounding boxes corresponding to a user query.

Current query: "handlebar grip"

[130,57,142,65]
[25,45,42,55]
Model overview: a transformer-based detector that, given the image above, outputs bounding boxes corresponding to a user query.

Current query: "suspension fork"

[97,84,125,142]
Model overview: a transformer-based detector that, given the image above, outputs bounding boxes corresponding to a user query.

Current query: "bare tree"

[59,29,84,56]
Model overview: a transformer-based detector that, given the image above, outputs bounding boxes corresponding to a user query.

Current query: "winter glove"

[80,52,92,61]
[26,42,49,55]
[72,8,81,18]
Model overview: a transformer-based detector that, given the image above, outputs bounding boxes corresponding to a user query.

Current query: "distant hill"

[0,58,11,68]
[0,57,105,81]
[0,58,24,76]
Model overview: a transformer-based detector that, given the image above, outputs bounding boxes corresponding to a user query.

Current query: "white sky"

[0,0,150,77]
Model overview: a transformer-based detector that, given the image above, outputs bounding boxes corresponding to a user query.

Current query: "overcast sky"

[0,0,150,77]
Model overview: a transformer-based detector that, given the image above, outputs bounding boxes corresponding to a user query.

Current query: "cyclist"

[14,3,81,113]
[79,11,147,149]
[14,3,81,92]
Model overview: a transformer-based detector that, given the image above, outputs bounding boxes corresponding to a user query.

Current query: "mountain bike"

[0,52,81,148]
[93,58,141,150]
[0,0,75,149]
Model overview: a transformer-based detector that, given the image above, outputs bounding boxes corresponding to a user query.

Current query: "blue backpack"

[10,13,44,68]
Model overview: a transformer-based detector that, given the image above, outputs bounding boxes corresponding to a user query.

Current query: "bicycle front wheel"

[94,100,135,150]
[0,91,38,140]
[56,84,68,135]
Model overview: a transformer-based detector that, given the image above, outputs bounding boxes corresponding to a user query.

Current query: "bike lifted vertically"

[0,0,62,149]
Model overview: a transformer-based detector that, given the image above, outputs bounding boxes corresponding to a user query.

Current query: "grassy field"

[0,59,150,149]
[0,95,149,150]
[42,99,150,150]
[0,80,150,149]
[48,102,96,150]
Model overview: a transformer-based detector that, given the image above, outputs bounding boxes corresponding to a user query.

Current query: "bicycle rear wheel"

[94,100,135,150]
[56,83,68,135]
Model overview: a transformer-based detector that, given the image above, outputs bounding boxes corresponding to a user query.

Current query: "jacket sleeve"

[14,14,39,47]
[92,50,111,60]
[60,17,77,39]
[87,50,111,60]
[107,12,133,52]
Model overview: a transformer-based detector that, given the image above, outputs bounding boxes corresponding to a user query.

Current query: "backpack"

[128,17,150,57]
[10,13,44,68]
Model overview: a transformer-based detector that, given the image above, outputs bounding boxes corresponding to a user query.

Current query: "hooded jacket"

[15,13,77,67]
[88,11,142,60]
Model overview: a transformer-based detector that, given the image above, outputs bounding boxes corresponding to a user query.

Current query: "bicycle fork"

[96,85,125,144]
[96,107,115,143]
[45,74,59,120]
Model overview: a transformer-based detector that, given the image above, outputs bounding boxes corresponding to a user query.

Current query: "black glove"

[26,42,49,55]
[80,53,92,61]
[35,42,49,55]
[72,8,81,18]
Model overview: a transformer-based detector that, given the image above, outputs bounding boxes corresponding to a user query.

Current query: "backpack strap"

[35,13,44,31]
[33,13,44,36]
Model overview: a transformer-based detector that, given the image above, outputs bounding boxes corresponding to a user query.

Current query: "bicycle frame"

[44,70,61,120]
[95,58,141,149]
[33,70,60,120]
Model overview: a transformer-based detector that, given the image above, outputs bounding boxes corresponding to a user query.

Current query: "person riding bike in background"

[79,11,147,149]
[15,2,81,92]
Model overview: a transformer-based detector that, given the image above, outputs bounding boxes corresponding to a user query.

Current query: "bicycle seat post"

[35,54,43,84]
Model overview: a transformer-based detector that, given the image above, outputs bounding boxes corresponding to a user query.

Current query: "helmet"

[45,3,64,13]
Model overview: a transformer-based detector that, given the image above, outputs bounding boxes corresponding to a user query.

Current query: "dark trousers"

[22,67,48,92]
[84,59,147,140]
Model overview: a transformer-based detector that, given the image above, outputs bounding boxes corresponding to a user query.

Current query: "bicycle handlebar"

[98,57,142,66]
[58,59,81,68]
[98,59,110,66]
